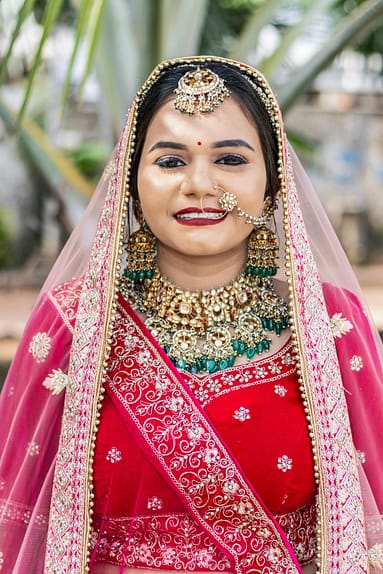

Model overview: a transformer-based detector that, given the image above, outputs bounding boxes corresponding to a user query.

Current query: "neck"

[156,246,247,291]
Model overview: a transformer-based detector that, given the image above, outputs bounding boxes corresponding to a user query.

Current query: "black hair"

[130,62,279,203]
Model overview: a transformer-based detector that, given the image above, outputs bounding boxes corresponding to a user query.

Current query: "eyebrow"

[212,139,255,151]
[148,138,255,153]
[149,141,187,152]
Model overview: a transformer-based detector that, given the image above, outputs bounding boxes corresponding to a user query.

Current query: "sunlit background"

[1,0,383,384]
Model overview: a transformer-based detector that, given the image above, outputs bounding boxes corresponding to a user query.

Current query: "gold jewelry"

[174,66,231,115]
[246,225,278,278]
[121,268,289,374]
[219,191,274,226]
[124,202,156,282]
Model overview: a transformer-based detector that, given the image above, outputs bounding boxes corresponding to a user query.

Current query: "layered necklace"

[121,268,289,375]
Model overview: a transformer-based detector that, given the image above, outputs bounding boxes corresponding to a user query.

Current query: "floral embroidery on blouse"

[277,455,293,472]
[147,496,163,511]
[350,355,364,371]
[233,406,251,422]
[368,543,383,569]
[27,441,40,456]
[28,332,51,363]
[184,339,296,406]
[106,447,122,463]
[0,478,5,491]
[274,384,287,397]
[42,369,69,395]
[356,450,366,464]
[329,312,354,338]
[0,551,4,570]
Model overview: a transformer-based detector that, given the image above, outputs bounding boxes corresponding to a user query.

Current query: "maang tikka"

[174,66,231,115]
[124,201,156,282]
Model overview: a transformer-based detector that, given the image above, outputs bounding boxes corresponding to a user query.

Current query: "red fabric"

[92,312,317,569]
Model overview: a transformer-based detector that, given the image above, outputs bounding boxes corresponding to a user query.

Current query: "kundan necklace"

[121,268,289,374]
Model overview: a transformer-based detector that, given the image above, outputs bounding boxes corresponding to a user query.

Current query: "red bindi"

[197,141,202,146]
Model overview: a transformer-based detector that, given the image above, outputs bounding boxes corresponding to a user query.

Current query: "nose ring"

[218,190,238,213]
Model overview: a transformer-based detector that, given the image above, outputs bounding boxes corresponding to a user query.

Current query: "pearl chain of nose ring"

[217,185,272,226]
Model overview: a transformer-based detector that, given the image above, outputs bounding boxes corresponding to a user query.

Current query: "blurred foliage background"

[0,0,383,275]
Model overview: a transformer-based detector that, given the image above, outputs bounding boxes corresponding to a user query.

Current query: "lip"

[174,207,227,226]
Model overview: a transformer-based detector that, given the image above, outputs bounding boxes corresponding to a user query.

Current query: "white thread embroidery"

[42,369,69,394]
[277,455,293,472]
[0,550,4,570]
[274,385,287,397]
[147,496,163,511]
[106,447,122,463]
[28,332,51,363]
[356,450,366,464]
[330,313,353,338]
[27,441,40,456]
[368,543,383,569]
[350,355,363,371]
[233,406,251,421]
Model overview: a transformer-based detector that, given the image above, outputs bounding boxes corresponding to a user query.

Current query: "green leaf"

[0,97,94,199]
[17,0,65,123]
[229,0,281,61]
[0,0,37,85]
[160,0,209,59]
[259,0,337,77]
[278,0,383,111]
[78,0,107,99]
[60,0,94,114]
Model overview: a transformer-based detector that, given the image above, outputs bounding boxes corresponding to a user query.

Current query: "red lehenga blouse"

[90,293,317,571]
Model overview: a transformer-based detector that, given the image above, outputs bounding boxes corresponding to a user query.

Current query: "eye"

[155,156,185,169]
[216,154,248,166]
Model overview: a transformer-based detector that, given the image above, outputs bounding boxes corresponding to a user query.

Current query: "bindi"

[197,141,202,146]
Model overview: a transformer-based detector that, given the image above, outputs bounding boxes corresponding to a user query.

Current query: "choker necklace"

[121,269,289,374]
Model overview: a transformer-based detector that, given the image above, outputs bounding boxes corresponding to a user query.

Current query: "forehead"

[142,96,260,146]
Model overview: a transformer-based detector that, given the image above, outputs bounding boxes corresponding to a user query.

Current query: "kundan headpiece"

[174,66,231,114]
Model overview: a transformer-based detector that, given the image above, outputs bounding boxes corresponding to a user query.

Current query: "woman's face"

[137,95,267,276]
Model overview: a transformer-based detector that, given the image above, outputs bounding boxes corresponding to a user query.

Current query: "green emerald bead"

[219,359,228,370]
[139,270,146,279]
[195,358,202,371]
[261,317,267,329]
[176,359,186,369]
[275,323,282,336]
[238,341,246,355]
[232,339,239,352]
[190,365,198,374]
[246,347,256,359]
[206,359,217,373]
[264,339,271,351]
[228,355,235,367]
[267,318,274,330]
[257,341,265,354]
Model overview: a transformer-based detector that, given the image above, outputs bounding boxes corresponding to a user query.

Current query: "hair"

[130,61,279,205]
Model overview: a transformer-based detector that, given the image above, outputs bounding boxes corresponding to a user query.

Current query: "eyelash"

[155,156,185,169]
[155,153,248,169]
[216,154,248,166]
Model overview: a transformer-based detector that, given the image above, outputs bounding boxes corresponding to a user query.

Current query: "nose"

[180,162,217,199]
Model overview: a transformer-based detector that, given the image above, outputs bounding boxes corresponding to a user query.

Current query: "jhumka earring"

[219,191,278,277]
[246,197,278,278]
[124,201,156,282]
